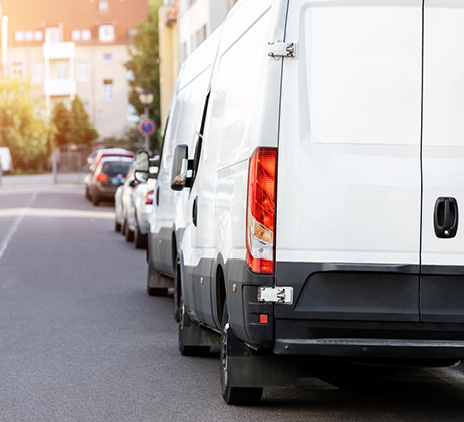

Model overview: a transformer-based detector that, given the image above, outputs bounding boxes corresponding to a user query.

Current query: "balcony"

[43,42,76,60]
[44,79,76,96]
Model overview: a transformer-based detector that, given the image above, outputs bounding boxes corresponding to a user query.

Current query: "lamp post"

[138,89,154,151]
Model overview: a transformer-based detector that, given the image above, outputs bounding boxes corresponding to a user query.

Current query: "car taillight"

[145,190,154,205]
[96,173,108,182]
[246,147,277,274]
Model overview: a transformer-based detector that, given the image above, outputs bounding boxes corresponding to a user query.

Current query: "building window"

[82,29,91,41]
[25,31,34,42]
[99,1,109,12]
[196,25,207,47]
[103,79,113,102]
[11,63,24,78]
[32,62,44,83]
[34,31,43,41]
[45,27,60,43]
[99,25,114,42]
[77,62,89,82]
[102,53,113,63]
[72,30,81,41]
[56,61,69,79]
[82,99,90,114]
[127,104,139,122]
[128,28,137,40]
[15,31,24,42]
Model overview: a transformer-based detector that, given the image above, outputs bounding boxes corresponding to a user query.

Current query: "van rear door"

[275,0,423,321]
[421,0,464,322]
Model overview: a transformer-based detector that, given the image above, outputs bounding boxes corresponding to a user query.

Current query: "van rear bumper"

[267,261,464,360]
[273,337,464,359]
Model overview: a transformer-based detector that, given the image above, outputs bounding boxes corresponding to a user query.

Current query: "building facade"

[158,0,238,130]
[0,0,150,140]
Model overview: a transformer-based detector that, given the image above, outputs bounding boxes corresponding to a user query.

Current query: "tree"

[125,0,161,151]
[51,101,71,147]
[0,78,51,172]
[51,96,98,147]
[70,96,98,145]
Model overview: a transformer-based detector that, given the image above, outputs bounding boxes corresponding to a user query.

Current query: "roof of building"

[0,0,150,46]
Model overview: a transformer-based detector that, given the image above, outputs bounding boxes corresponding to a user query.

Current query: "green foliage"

[51,101,71,146]
[0,78,51,172]
[51,96,98,148]
[70,96,99,145]
[125,0,161,151]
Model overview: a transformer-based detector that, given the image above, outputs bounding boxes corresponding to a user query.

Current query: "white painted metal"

[422,0,464,267]
[276,0,423,266]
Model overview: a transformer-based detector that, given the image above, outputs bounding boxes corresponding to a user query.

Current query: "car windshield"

[101,161,132,177]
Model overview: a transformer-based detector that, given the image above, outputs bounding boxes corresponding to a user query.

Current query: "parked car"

[132,178,156,249]
[90,156,133,206]
[85,148,134,200]
[0,147,13,173]
[167,0,464,406]
[134,30,221,303]
[114,163,136,241]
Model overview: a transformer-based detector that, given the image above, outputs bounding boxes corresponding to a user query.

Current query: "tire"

[134,222,147,249]
[178,288,210,356]
[173,259,180,322]
[147,263,168,296]
[125,220,134,242]
[220,304,263,405]
[92,191,100,206]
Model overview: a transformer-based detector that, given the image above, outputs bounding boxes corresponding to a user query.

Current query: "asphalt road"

[1,174,464,421]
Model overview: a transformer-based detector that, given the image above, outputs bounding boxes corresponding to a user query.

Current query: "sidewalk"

[0,173,84,189]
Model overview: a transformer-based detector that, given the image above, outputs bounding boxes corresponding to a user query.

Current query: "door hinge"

[268,41,297,60]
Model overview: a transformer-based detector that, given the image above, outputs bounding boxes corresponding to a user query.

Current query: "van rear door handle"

[434,197,458,238]
[192,196,198,227]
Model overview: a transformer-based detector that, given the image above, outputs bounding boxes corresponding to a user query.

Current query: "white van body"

[173,0,464,405]
[144,29,221,300]
[0,147,13,173]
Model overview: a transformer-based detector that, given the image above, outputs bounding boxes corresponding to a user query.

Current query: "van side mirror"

[171,145,192,190]
[134,150,151,183]
[149,155,160,178]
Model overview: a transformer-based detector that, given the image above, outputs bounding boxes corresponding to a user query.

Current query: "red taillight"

[246,147,277,274]
[96,173,108,182]
[145,190,154,205]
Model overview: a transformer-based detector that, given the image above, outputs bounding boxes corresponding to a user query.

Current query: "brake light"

[145,190,154,205]
[96,173,108,182]
[246,147,277,274]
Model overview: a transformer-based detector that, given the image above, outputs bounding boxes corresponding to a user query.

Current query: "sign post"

[139,118,156,151]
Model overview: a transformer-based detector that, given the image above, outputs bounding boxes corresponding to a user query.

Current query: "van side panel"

[149,31,220,277]
[181,0,282,332]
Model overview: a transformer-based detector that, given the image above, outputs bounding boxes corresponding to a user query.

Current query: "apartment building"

[158,0,238,129]
[0,0,150,140]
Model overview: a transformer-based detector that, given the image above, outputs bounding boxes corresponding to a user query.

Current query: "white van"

[0,147,13,173]
[170,0,464,405]
[135,28,221,317]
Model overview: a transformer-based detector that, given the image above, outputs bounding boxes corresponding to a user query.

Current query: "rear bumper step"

[274,338,464,359]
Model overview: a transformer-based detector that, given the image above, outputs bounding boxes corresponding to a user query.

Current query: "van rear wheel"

[220,304,263,405]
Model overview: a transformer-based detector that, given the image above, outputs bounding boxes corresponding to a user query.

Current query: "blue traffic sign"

[139,119,156,136]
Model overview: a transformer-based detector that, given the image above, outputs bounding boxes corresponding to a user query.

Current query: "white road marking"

[0,193,37,261]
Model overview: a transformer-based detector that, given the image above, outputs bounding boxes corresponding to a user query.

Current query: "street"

[1,174,464,421]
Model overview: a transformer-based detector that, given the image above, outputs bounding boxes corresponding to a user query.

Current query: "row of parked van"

[132,0,464,405]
